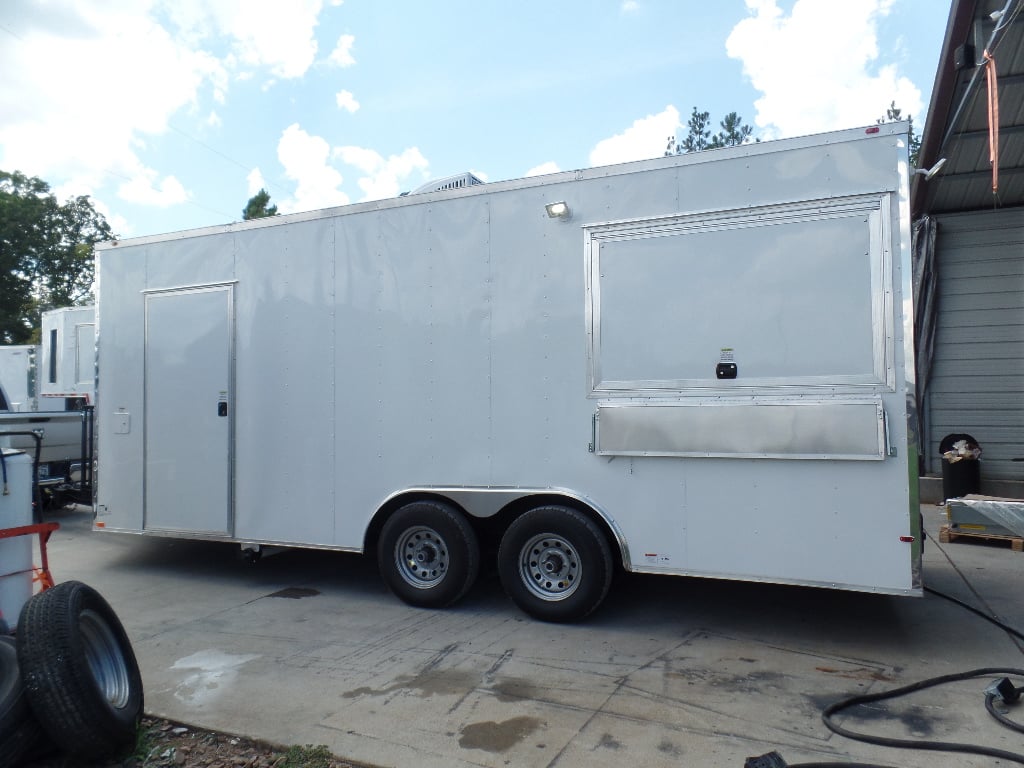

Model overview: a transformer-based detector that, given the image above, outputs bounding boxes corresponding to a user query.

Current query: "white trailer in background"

[0,346,38,412]
[0,309,96,506]
[39,305,95,410]
[94,124,920,621]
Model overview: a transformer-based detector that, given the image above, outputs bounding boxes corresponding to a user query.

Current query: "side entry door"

[144,285,234,535]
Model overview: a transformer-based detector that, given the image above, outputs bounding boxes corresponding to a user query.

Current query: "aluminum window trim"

[585,194,895,397]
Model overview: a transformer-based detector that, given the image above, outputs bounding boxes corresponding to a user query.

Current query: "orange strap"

[984,49,999,194]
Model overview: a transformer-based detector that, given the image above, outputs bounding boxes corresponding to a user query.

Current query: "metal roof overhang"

[912,0,1024,217]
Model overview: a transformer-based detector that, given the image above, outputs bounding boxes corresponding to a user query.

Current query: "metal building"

[913,0,1024,497]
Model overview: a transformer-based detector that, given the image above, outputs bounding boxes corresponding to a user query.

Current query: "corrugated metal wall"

[925,208,1024,481]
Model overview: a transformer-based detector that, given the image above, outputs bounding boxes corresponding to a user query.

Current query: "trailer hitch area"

[240,542,262,564]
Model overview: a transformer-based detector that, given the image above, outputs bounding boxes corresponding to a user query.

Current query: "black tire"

[498,506,613,623]
[378,501,480,608]
[16,581,144,760]
[0,636,47,767]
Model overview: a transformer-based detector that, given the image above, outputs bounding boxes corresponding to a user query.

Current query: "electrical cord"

[745,585,1024,767]
[925,584,1024,643]
[818,667,1024,764]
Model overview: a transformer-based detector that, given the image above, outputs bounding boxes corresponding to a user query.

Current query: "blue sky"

[0,1,949,239]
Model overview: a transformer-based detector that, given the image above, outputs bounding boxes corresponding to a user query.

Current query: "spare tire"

[16,581,144,759]
[0,635,46,767]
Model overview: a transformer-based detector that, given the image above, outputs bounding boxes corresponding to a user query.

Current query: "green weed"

[279,744,335,768]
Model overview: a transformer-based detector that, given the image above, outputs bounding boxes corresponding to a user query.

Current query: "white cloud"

[589,106,680,167]
[0,0,342,226]
[276,123,349,212]
[336,89,360,112]
[621,1,640,12]
[525,162,560,177]
[118,170,189,207]
[329,34,356,67]
[333,145,429,200]
[167,0,323,80]
[726,0,922,137]
[246,168,267,196]
[0,4,222,206]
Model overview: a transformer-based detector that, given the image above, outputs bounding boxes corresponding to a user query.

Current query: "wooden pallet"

[939,524,1024,551]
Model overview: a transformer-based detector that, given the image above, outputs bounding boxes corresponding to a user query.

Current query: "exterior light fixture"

[914,158,947,180]
[545,201,571,220]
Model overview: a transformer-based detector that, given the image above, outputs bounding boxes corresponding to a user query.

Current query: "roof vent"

[410,172,484,195]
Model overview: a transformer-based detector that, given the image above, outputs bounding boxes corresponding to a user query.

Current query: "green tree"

[878,101,921,167]
[665,107,755,156]
[709,112,754,149]
[242,188,278,220]
[0,171,111,344]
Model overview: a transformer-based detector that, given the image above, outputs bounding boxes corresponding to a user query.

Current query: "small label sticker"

[644,553,671,565]
[719,348,735,362]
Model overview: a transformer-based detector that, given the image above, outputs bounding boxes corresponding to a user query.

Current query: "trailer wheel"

[0,636,47,766]
[16,581,143,760]
[378,501,480,608]
[498,506,613,622]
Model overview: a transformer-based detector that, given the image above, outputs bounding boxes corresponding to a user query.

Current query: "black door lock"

[218,402,228,417]
[716,362,737,379]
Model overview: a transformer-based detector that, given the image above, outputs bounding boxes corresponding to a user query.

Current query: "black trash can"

[939,432,981,499]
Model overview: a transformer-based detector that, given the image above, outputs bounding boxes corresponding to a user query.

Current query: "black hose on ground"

[818,667,1024,764]
[747,586,1024,767]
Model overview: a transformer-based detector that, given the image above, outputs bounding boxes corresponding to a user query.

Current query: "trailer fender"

[368,487,632,571]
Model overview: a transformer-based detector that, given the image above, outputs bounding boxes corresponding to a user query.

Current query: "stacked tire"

[0,581,144,766]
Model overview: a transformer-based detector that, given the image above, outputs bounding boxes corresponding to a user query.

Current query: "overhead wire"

[165,122,293,199]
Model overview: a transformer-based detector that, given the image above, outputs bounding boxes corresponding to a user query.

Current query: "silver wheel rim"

[519,533,581,601]
[394,526,449,589]
[80,608,131,709]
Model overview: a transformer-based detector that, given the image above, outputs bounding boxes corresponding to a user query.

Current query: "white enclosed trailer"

[0,346,38,412]
[94,124,921,621]
[0,336,93,505]
[39,305,96,409]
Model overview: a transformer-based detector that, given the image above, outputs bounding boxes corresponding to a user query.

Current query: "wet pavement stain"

[266,587,320,599]
[847,703,939,737]
[805,695,942,738]
[596,733,622,751]
[490,676,541,703]
[459,716,544,753]
[658,739,683,757]
[343,669,480,700]
[815,665,896,682]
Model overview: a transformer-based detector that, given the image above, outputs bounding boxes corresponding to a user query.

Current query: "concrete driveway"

[34,503,1024,768]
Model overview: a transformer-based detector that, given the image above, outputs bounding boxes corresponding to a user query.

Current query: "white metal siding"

[927,209,1024,480]
[95,125,919,595]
